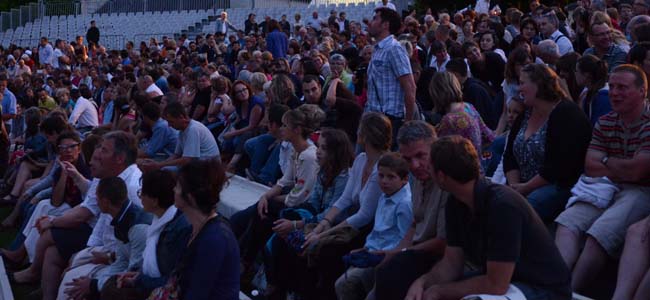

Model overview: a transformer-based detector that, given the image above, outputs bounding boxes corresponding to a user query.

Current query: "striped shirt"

[589,103,650,158]
[365,35,412,118]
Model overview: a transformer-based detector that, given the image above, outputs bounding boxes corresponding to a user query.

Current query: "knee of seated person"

[626,218,649,241]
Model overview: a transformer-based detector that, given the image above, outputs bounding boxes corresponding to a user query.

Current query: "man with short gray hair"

[538,12,574,55]
[536,39,561,67]
[371,121,448,300]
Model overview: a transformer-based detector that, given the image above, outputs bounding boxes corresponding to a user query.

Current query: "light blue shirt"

[364,182,413,251]
[145,119,178,158]
[102,100,114,125]
[175,120,220,159]
[2,89,17,127]
[365,35,413,118]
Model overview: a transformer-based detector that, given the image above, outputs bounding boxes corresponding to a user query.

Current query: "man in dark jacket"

[86,20,100,47]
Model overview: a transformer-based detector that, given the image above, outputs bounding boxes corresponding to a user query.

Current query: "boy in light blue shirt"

[335,152,413,300]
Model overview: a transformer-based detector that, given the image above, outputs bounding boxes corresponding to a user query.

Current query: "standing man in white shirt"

[376,0,397,11]
[38,37,54,67]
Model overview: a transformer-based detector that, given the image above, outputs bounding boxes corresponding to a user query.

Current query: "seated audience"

[139,102,220,172]
[335,152,413,300]
[575,54,612,125]
[137,102,178,160]
[554,65,650,293]
[503,63,592,222]
[405,135,572,300]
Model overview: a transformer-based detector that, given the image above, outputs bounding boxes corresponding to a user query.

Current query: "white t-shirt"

[145,83,164,97]
[376,2,397,10]
[69,96,99,128]
[53,48,63,69]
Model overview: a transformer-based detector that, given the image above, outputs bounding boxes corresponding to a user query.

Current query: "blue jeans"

[244,134,281,186]
[527,184,572,223]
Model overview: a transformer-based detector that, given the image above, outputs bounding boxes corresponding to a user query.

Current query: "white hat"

[21,54,29,60]
[25,50,32,56]
[6,55,15,61]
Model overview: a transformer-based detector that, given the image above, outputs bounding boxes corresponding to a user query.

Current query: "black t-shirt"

[190,87,212,121]
[445,178,572,299]
[469,52,505,93]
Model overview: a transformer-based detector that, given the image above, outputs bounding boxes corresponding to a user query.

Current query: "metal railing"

[133,32,176,46]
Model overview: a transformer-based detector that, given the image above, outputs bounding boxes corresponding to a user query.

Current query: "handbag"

[147,270,180,300]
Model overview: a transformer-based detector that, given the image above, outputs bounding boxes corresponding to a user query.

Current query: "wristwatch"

[600,156,609,166]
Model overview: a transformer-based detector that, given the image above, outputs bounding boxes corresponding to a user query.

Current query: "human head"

[90,131,138,179]
[430,136,480,187]
[633,0,650,16]
[521,18,539,41]
[358,112,392,151]
[629,42,650,78]
[608,64,648,115]
[268,103,290,132]
[302,75,322,104]
[369,7,402,38]
[479,31,499,51]
[56,131,82,162]
[281,104,325,140]
[505,47,533,82]
[445,58,469,81]
[538,11,560,36]
[141,101,162,127]
[431,40,447,62]
[268,73,295,105]
[175,159,226,215]
[40,115,70,144]
[535,39,561,64]
[162,101,190,130]
[230,80,251,103]
[428,72,463,114]
[140,170,176,213]
[397,120,437,181]
[576,54,608,89]
[589,21,613,52]
[462,41,482,64]
[377,152,410,195]
[317,129,354,187]
[519,63,568,105]
[96,177,128,213]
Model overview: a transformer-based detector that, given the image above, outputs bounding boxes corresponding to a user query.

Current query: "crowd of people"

[0,0,648,299]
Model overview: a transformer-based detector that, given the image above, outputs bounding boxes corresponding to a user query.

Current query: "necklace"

[188,213,217,246]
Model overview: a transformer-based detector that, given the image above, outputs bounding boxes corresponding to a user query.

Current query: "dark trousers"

[230,199,287,263]
[374,249,440,300]
[386,115,403,151]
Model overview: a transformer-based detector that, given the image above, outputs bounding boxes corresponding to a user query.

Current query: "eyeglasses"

[234,88,248,95]
[590,30,612,38]
[58,143,80,151]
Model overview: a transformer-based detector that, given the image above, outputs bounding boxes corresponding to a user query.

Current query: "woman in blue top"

[160,159,239,299]
[221,80,265,172]
[575,54,612,126]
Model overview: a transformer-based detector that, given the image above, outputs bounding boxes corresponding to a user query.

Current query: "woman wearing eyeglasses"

[1,131,91,275]
[221,80,265,172]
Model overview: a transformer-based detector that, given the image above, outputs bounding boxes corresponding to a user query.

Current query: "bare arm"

[399,74,416,121]
[50,171,67,207]
[228,105,263,136]
[427,261,516,299]
[52,205,94,228]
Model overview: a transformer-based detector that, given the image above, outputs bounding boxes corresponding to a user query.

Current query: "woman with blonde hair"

[428,71,495,159]
[231,104,325,280]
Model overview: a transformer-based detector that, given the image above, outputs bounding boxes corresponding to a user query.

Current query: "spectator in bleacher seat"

[244,104,289,186]
[463,41,506,94]
[538,10,574,55]
[215,11,238,36]
[263,128,354,300]
[633,0,650,16]
[366,7,417,143]
[405,135,572,300]
[221,79,264,172]
[584,20,628,72]
[266,20,289,61]
[503,63,592,223]
[10,131,141,300]
[335,152,413,300]
[137,102,178,160]
[99,170,190,299]
[535,39,561,68]
[428,40,450,72]
[478,31,507,63]
[86,20,100,47]
[138,101,219,172]
[554,64,650,293]
[62,176,150,300]
[575,54,612,126]
[1,74,17,133]
[301,112,390,300]
[428,71,495,162]
[68,85,99,133]
[233,104,324,280]
[371,121,446,300]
